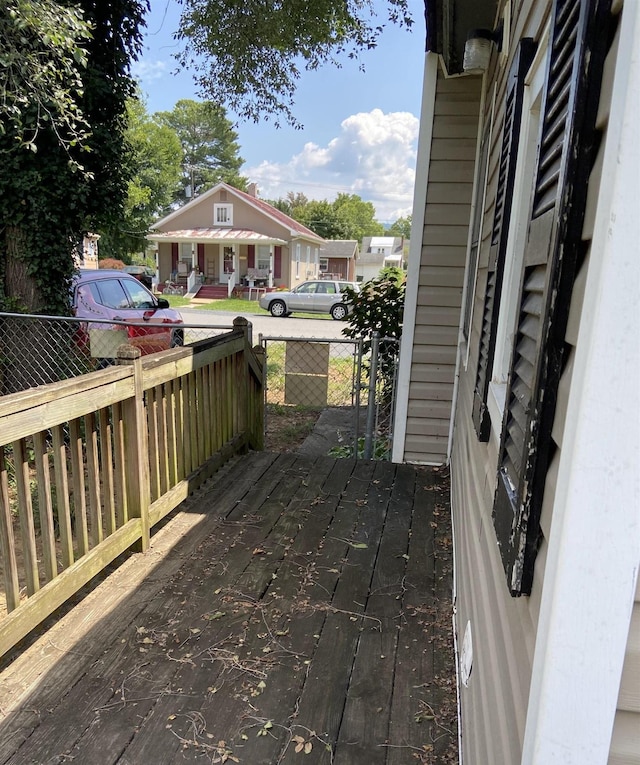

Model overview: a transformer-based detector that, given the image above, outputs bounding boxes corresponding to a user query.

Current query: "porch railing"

[0,317,264,658]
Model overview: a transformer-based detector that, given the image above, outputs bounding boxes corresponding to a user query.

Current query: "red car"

[72,269,184,357]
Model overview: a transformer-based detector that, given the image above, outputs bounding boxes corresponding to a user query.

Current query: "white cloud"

[245,109,419,223]
[131,59,170,84]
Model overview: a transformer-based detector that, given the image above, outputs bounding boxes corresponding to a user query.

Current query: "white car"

[259,280,360,320]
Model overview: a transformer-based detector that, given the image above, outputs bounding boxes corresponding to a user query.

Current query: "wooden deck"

[0,452,456,765]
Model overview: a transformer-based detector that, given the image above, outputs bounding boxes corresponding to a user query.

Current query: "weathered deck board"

[0,453,456,765]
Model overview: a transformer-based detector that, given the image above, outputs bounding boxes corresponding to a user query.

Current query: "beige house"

[393,0,639,763]
[148,182,324,294]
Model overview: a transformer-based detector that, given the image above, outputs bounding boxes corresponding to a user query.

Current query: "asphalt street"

[179,307,349,342]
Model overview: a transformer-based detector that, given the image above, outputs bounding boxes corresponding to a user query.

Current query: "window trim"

[214,203,233,226]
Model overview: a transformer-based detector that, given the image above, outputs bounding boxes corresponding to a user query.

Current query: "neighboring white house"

[356,236,405,282]
[392,0,639,763]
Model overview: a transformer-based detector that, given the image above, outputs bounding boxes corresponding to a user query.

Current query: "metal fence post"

[363,332,380,460]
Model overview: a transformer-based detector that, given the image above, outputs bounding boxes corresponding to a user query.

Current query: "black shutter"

[462,115,491,343]
[493,0,612,595]
[472,40,536,440]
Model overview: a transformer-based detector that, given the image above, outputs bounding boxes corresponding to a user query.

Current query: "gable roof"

[319,240,359,259]
[151,182,324,243]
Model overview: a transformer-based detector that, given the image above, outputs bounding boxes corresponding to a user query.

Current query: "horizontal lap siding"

[404,70,481,465]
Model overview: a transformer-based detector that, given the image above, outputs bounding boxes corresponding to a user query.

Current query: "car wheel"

[269,300,287,317]
[331,303,348,321]
[170,328,184,347]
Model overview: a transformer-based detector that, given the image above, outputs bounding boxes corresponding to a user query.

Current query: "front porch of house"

[0,451,456,765]
[149,230,287,296]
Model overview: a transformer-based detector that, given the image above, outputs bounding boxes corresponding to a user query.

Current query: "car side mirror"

[156,297,170,309]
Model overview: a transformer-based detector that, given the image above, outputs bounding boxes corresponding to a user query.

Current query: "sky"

[132,0,427,223]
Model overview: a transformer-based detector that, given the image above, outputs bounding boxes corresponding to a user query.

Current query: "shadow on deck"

[0,452,456,765]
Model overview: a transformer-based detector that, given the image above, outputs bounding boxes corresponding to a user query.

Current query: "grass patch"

[162,294,192,309]
[166,294,333,320]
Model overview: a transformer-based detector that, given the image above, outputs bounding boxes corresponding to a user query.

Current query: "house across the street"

[147,182,324,296]
[357,236,406,282]
[318,239,359,281]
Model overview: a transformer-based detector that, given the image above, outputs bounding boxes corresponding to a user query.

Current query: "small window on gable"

[214,204,233,226]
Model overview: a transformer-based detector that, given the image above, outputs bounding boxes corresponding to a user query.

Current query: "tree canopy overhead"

[176,0,413,126]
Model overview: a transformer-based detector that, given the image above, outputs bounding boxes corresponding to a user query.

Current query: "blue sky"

[132,0,426,223]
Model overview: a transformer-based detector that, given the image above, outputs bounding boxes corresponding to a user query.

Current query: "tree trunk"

[4,226,43,313]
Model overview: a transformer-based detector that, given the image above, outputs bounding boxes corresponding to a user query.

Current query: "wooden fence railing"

[0,317,264,658]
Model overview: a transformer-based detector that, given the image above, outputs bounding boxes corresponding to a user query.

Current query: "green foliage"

[342,270,405,392]
[156,99,246,203]
[99,96,182,260]
[0,0,148,315]
[0,0,92,159]
[387,215,412,239]
[268,191,384,240]
[176,0,413,126]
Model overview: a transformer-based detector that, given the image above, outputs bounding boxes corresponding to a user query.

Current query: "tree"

[0,0,148,314]
[333,194,385,240]
[156,99,246,203]
[0,0,92,157]
[268,192,384,241]
[387,215,412,238]
[99,98,182,261]
[176,0,413,126]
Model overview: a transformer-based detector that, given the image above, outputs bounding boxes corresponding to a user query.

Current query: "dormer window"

[214,204,233,226]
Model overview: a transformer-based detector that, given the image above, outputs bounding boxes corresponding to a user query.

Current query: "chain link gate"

[260,332,399,460]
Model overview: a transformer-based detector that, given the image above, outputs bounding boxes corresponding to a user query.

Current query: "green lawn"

[164,294,331,320]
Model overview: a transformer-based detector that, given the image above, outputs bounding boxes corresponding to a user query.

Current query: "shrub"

[99,258,125,270]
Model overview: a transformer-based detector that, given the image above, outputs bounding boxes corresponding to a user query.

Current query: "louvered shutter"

[171,242,178,276]
[274,246,282,279]
[472,41,536,440]
[462,117,491,343]
[493,0,612,595]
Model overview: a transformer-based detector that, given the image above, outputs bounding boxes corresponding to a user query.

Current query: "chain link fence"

[0,313,399,461]
[0,312,234,396]
[260,332,398,460]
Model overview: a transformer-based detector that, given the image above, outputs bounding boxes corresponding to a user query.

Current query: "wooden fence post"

[117,345,150,552]
[233,317,251,445]
[252,344,266,450]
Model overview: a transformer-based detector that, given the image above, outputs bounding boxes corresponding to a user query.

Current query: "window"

[122,280,155,310]
[214,204,233,226]
[488,41,548,432]
[471,39,536,440]
[319,257,329,273]
[257,245,271,271]
[490,0,610,595]
[295,244,301,278]
[462,85,497,345]
[92,279,130,310]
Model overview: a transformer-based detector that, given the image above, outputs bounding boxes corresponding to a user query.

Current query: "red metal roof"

[147,228,286,244]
